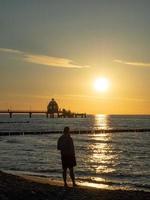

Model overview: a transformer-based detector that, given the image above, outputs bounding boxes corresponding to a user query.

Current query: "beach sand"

[0,171,149,200]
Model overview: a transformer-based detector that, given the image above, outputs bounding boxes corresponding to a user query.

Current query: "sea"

[0,114,150,192]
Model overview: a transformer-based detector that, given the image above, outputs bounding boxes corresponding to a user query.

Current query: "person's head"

[63,126,70,135]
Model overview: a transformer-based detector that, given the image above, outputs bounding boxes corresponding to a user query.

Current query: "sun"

[94,77,109,92]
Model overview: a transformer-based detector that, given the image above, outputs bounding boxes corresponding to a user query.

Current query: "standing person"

[57,126,77,187]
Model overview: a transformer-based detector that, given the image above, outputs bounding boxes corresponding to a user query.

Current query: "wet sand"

[0,171,149,200]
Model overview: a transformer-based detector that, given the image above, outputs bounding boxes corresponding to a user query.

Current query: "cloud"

[24,54,89,69]
[0,47,90,69]
[0,48,23,54]
[114,59,150,67]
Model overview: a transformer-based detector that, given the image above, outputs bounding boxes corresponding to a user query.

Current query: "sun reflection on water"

[78,181,110,189]
[94,114,109,130]
[88,122,117,175]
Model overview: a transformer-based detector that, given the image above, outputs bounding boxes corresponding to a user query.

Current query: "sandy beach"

[0,171,149,200]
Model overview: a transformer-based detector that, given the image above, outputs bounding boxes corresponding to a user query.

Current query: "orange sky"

[0,1,150,114]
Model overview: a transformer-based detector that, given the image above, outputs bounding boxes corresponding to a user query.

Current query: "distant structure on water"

[0,98,86,118]
[47,98,59,114]
[47,98,86,118]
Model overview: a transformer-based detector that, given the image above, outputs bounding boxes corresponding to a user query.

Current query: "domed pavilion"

[47,98,59,114]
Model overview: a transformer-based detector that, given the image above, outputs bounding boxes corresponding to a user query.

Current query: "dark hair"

[63,126,70,134]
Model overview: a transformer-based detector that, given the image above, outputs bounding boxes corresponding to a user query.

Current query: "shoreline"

[0,171,149,200]
[4,169,150,192]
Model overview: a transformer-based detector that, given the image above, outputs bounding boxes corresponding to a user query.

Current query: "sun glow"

[94,77,109,92]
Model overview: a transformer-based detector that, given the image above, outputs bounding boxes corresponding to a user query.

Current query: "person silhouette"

[57,127,77,187]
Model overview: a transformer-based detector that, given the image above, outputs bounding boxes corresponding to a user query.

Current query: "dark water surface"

[0,115,150,191]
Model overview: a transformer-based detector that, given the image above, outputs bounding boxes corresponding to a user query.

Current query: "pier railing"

[0,110,86,118]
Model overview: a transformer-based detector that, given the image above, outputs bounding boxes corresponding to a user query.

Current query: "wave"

[78,177,150,191]
[0,121,29,124]
[76,170,150,178]
[5,139,21,144]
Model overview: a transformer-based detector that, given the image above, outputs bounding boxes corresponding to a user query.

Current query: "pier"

[0,110,86,118]
[0,98,86,118]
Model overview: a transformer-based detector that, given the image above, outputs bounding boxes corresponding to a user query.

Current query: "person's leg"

[69,167,76,186]
[63,167,68,187]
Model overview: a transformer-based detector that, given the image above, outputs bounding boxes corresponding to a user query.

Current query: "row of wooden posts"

[0,111,86,118]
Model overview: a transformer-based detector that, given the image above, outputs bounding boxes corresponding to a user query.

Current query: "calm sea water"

[0,115,150,191]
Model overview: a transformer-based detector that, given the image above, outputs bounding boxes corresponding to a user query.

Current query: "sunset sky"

[0,0,150,114]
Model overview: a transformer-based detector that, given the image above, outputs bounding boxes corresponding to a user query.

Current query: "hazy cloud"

[0,48,23,54]
[24,54,89,69]
[0,48,90,69]
[114,59,150,67]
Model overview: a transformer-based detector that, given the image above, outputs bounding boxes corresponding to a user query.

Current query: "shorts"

[61,154,76,169]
